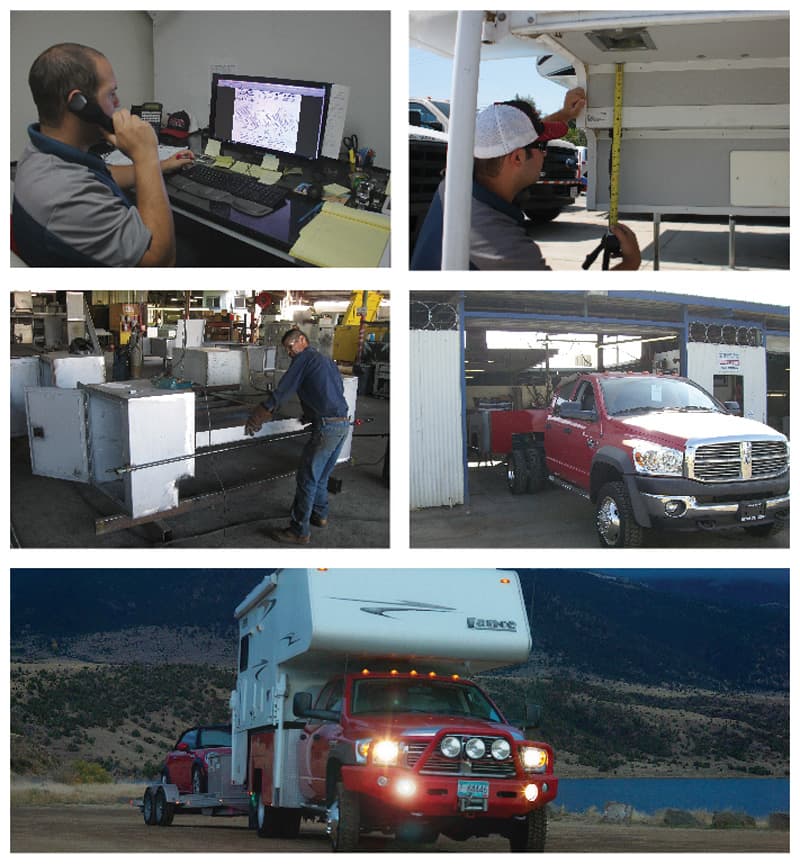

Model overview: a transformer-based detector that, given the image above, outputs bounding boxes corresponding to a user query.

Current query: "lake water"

[555,778,789,818]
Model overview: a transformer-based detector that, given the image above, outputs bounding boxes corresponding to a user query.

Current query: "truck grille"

[690,440,788,482]
[404,738,517,778]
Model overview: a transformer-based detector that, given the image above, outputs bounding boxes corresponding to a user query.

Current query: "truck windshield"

[600,377,721,417]
[351,679,502,721]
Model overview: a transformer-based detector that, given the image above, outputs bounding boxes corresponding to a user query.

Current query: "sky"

[409,47,568,115]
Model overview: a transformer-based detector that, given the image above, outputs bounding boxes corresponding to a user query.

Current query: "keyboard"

[171,164,287,215]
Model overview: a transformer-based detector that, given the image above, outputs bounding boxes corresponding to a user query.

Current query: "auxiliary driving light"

[491,739,511,760]
[465,738,486,760]
[664,499,687,517]
[395,778,417,798]
[440,736,462,758]
[524,784,540,803]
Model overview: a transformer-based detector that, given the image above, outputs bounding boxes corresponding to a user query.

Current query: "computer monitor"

[209,73,330,162]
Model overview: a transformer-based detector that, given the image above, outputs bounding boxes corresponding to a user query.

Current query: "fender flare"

[592,446,652,528]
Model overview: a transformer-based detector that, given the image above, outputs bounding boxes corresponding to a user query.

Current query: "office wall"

[10,11,155,161]
[151,11,391,168]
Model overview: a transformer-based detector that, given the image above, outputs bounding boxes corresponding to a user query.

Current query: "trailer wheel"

[329,781,360,852]
[509,807,547,852]
[154,787,174,827]
[507,450,529,495]
[595,481,644,548]
[142,788,157,826]
[524,447,546,493]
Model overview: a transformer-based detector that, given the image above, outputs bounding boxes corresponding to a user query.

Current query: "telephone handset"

[67,92,115,133]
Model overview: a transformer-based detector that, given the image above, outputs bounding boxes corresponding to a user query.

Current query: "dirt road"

[10,806,789,853]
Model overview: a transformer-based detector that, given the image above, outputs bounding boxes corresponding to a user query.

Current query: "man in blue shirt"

[245,328,350,545]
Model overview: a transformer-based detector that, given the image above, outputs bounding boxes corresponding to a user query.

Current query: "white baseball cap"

[474,103,568,158]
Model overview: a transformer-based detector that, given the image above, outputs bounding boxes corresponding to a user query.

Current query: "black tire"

[191,765,206,794]
[743,521,783,538]
[329,781,361,852]
[595,481,644,548]
[142,788,157,826]
[154,787,174,827]
[524,447,546,493]
[507,450,529,495]
[509,807,547,852]
[257,798,301,839]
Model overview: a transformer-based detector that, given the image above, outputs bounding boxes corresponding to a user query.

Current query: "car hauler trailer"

[410,10,789,269]
[232,568,556,851]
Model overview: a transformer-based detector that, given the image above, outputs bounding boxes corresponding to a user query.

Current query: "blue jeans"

[290,419,349,537]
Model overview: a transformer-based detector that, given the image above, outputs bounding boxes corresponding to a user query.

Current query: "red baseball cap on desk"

[160,111,191,143]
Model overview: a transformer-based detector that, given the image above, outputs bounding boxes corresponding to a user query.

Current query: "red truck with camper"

[140,569,557,852]
[493,372,789,547]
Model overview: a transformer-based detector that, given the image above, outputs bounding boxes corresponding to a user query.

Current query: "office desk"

[165,147,390,267]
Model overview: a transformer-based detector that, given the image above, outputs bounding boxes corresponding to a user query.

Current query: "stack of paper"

[289,202,390,268]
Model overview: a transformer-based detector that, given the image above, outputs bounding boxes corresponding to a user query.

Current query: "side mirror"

[409,109,422,127]
[525,702,542,730]
[558,400,596,422]
[176,742,191,752]
[724,401,741,414]
[293,691,340,722]
[293,691,313,717]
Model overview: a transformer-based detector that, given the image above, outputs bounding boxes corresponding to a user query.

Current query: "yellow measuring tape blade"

[609,63,624,227]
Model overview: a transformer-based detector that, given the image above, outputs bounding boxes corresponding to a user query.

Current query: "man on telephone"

[13,42,192,267]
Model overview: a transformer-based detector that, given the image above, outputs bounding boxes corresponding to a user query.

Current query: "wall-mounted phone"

[67,92,114,133]
[132,102,163,133]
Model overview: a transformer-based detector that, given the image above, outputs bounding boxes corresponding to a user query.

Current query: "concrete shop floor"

[11,364,389,549]
[411,463,789,549]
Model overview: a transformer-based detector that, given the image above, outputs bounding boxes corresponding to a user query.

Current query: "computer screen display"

[209,74,330,161]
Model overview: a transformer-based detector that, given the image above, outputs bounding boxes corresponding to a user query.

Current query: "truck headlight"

[440,736,462,758]
[521,746,548,772]
[372,739,400,766]
[491,739,511,760]
[627,440,684,476]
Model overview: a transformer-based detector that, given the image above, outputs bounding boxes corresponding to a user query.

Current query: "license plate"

[739,501,767,522]
[457,780,489,800]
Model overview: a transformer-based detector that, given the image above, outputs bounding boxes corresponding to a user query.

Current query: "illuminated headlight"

[628,440,684,476]
[395,778,417,798]
[372,739,400,766]
[524,784,540,802]
[465,738,486,760]
[491,739,511,760]
[440,736,462,758]
[521,746,548,772]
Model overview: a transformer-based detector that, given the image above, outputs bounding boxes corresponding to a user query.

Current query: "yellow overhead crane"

[332,291,388,364]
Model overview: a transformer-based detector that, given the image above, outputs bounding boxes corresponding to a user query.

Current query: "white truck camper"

[410,10,789,269]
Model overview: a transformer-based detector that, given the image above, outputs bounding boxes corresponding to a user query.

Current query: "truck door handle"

[562,427,571,434]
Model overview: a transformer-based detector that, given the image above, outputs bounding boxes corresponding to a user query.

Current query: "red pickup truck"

[291,670,556,851]
[495,372,790,547]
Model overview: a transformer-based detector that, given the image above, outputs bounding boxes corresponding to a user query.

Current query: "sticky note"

[204,139,221,158]
[261,154,280,171]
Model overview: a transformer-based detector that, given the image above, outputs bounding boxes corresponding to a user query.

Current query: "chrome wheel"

[597,495,621,545]
[326,798,340,843]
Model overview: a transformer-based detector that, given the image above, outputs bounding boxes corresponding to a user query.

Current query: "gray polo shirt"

[13,125,152,267]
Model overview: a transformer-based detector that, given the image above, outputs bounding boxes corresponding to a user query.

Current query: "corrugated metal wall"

[410,330,464,508]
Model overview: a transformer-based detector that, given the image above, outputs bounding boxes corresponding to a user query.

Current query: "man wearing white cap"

[411,88,640,270]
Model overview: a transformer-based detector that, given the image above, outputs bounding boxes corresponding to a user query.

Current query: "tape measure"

[608,63,624,227]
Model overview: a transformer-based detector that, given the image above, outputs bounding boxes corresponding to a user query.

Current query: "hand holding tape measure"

[582,64,641,271]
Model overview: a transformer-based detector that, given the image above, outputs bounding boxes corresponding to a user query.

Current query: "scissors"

[344,135,359,164]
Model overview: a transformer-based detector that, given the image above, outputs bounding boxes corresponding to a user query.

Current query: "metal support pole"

[441,11,483,270]
[653,212,661,271]
[729,216,736,269]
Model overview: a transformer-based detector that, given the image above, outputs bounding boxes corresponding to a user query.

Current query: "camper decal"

[330,596,457,619]
[467,617,518,632]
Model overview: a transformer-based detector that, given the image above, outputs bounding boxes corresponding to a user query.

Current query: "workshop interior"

[10,290,390,548]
